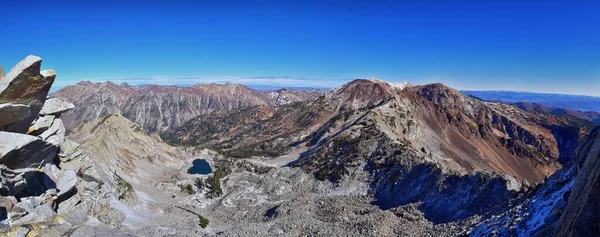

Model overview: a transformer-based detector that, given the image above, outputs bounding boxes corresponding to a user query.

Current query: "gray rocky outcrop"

[0,56,129,235]
[0,132,56,170]
[0,55,55,133]
[555,127,600,236]
[39,98,74,116]
[0,103,30,129]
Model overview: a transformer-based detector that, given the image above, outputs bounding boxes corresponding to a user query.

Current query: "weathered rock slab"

[39,118,66,146]
[0,131,56,169]
[40,98,74,116]
[11,204,56,226]
[0,56,56,133]
[0,103,31,129]
[28,115,55,135]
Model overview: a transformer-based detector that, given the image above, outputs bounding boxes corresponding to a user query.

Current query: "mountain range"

[462,90,600,113]
[2,56,600,236]
[53,81,325,133]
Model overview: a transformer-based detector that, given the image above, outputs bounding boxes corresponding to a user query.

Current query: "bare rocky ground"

[103,151,466,237]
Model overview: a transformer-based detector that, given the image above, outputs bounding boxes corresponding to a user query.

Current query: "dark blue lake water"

[187,159,213,175]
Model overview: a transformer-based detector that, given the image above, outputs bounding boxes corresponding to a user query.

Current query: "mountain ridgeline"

[163,79,594,224]
[166,79,591,183]
[6,54,600,236]
[53,81,325,133]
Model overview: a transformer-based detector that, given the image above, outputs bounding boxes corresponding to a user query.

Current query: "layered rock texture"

[0,56,56,133]
[53,81,324,132]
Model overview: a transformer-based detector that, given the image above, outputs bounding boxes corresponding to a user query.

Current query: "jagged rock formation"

[0,56,134,236]
[53,81,324,132]
[0,55,56,133]
[514,101,600,124]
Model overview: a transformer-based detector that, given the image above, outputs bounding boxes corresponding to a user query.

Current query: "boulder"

[0,65,4,78]
[39,118,66,146]
[15,196,43,214]
[13,226,30,237]
[0,103,31,129]
[11,204,56,226]
[0,131,57,170]
[55,170,79,197]
[57,192,81,214]
[28,115,55,135]
[58,139,81,162]
[0,196,17,212]
[40,98,74,116]
[0,56,56,133]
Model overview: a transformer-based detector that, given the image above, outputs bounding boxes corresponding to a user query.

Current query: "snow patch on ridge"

[370,78,411,90]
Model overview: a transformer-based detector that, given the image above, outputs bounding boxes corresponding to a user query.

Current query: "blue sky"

[1,1,599,95]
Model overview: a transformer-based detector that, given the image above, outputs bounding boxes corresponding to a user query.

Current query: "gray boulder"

[14,226,30,237]
[15,196,43,214]
[0,56,56,133]
[0,103,31,129]
[56,170,79,197]
[58,139,81,162]
[0,131,57,170]
[11,204,57,226]
[40,98,74,116]
[57,192,81,214]
[39,118,66,146]
[29,115,55,135]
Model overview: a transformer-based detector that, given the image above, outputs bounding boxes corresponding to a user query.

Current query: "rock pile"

[0,56,128,236]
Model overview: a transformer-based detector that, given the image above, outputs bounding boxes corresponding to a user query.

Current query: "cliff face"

[555,127,600,236]
[53,82,324,133]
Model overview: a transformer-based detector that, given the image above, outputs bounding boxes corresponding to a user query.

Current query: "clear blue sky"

[1,1,599,95]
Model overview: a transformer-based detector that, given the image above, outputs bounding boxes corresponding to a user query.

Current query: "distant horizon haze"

[49,78,600,99]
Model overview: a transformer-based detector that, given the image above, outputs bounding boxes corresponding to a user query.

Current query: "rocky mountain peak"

[369,78,411,91]
[328,79,392,111]
[412,83,463,104]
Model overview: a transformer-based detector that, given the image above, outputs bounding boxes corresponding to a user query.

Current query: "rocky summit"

[1,56,600,236]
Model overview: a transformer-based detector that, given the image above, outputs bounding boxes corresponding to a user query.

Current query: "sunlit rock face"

[53,81,325,133]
